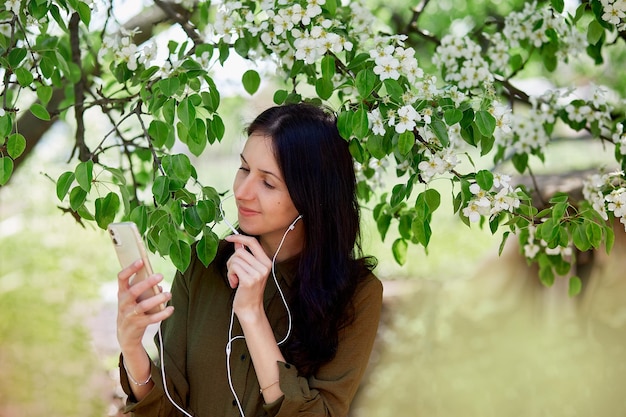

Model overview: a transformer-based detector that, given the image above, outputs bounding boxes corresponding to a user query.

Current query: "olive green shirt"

[120,242,383,417]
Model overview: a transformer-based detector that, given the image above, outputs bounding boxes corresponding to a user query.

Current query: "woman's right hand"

[116,259,174,352]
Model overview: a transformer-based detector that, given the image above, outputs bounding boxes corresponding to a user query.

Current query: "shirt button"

[240,354,247,361]
[232,400,237,406]
[285,364,291,369]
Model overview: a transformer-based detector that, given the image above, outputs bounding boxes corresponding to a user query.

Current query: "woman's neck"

[260,225,304,262]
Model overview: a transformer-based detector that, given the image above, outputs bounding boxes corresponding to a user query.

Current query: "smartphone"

[107,222,165,314]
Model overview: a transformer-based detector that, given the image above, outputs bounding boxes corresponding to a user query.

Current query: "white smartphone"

[107,222,165,314]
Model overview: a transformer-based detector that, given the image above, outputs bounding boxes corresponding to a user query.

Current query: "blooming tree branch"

[1,0,625,292]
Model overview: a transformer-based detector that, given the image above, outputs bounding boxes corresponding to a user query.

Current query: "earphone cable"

[158,325,194,417]
[225,214,302,417]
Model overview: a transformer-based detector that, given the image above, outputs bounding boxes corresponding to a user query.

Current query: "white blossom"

[6,0,21,14]
[368,108,386,136]
[394,105,420,133]
[373,54,400,81]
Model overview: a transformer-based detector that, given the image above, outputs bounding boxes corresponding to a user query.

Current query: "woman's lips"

[237,206,259,217]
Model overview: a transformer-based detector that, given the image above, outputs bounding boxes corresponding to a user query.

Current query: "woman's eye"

[238,166,250,172]
[263,181,275,189]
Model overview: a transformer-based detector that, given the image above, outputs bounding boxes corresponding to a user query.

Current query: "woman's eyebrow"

[240,153,283,182]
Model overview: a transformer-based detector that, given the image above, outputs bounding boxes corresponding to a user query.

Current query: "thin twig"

[69,12,91,163]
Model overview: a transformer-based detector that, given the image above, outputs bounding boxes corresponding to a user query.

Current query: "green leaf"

[69,186,87,211]
[130,205,149,234]
[183,206,204,232]
[352,107,369,138]
[356,68,377,98]
[196,200,216,223]
[551,0,564,13]
[0,114,11,137]
[383,79,404,101]
[475,170,494,191]
[242,69,261,95]
[423,188,441,213]
[509,54,523,72]
[572,223,591,251]
[604,224,615,254]
[162,154,192,184]
[76,1,92,26]
[349,138,366,164]
[95,192,120,229]
[322,0,337,15]
[315,77,334,100]
[568,276,582,297]
[541,48,558,72]
[392,238,408,265]
[443,108,463,125]
[55,50,70,77]
[37,84,53,105]
[390,184,407,208]
[14,67,34,86]
[552,202,568,222]
[498,231,510,256]
[537,254,555,287]
[8,47,27,67]
[56,171,75,200]
[397,131,414,155]
[169,240,191,272]
[511,153,528,173]
[30,103,51,121]
[152,176,171,205]
[188,119,208,156]
[587,20,605,45]
[0,157,14,185]
[273,89,288,105]
[161,99,176,124]
[209,115,225,142]
[480,133,495,156]
[75,160,93,192]
[177,97,196,127]
[337,110,352,140]
[366,134,387,160]
[203,82,221,111]
[148,120,172,148]
[539,218,558,244]
[398,214,412,240]
[321,55,335,80]
[430,119,449,147]
[160,77,181,97]
[411,217,432,247]
[475,110,496,137]
[197,231,220,267]
[376,212,392,241]
[586,221,603,248]
[7,133,26,159]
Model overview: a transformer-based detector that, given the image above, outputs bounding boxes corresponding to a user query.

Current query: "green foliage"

[1,0,625,284]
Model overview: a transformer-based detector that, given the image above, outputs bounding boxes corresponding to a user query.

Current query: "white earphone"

[227,214,302,417]
[160,200,303,417]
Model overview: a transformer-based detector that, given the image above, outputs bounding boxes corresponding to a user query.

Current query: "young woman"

[116,103,383,417]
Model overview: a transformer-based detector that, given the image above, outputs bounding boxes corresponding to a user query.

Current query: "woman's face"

[233,132,301,248]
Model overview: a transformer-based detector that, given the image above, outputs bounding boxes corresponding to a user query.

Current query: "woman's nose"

[234,175,253,200]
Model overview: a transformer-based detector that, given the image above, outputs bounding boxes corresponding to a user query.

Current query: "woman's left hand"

[225,234,272,319]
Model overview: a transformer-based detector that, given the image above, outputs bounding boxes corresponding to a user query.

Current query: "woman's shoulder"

[353,263,383,303]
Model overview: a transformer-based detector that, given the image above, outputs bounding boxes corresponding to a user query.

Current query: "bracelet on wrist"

[259,380,279,394]
[123,357,152,386]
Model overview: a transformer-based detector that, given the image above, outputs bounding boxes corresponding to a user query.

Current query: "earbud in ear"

[288,215,302,231]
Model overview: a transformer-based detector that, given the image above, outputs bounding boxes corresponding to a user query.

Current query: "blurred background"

[3,0,626,415]
[3,92,625,417]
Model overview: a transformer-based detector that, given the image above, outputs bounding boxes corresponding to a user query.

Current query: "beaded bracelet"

[259,380,279,394]
[123,358,152,386]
